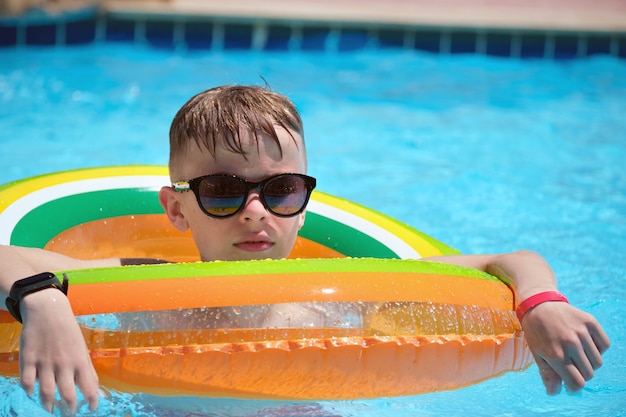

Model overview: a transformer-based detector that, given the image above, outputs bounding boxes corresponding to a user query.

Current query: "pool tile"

[224,23,253,50]
[520,33,546,58]
[105,18,135,42]
[338,28,370,51]
[265,24,291,50]
[145,20,175,49]
[485,32,512,57]
[414,30,440,53]
[585,34,612,56]
[618,34,626,58]
[553,33,579,59]
[25,23,56,46]
[66,18,97,44]
[450,31,476,54]
[301,26,330,51]
[185,21,213,50]
[377,28,405,48]
[0,25,17,47]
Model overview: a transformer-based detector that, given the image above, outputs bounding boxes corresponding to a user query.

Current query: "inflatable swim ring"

[0,166,532,399]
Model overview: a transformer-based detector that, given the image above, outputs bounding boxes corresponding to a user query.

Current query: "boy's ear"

[158,186,190,232]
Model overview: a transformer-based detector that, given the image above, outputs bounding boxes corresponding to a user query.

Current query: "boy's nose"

[241,191,267,221]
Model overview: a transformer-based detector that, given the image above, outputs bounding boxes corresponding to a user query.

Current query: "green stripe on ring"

[61,257,499,285]
[10,189,163,248]
[10,189,398,258]
[299,213,398,258]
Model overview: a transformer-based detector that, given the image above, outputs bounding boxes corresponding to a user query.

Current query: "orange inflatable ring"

[0,166,532,399]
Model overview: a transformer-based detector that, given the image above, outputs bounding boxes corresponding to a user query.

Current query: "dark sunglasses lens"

[197,176,247,217]
[263,175,310,216]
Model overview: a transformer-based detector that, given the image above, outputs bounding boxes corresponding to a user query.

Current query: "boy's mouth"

[234,240,274,252]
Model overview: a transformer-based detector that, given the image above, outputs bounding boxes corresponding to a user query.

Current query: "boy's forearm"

[484,250,558,302]
[0,244,121,298]
[424,250,558,305]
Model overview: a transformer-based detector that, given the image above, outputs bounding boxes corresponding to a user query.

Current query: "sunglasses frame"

[172,173,317,219]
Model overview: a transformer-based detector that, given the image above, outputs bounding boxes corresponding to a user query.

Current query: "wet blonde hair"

[168,85,305,178]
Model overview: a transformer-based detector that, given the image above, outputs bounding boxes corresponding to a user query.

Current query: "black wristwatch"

[5,272,69,323]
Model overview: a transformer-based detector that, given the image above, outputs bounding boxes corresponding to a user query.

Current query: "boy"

[0,85,610,413]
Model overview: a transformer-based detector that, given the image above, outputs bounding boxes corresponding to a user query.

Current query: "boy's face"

[161,126,307,261]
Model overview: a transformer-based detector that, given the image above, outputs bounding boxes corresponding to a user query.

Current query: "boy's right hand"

[19,288,99,413]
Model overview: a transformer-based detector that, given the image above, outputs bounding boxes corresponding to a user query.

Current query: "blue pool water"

[0,44,625,416]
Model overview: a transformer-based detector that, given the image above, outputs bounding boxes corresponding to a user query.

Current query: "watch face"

[15,272,56,288]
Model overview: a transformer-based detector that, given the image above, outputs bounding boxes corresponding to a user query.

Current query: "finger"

[55,369,79,414]
[54,399,75,417]
[37,368,58,413]
[74,363,100,411]
[19,361,37,397]
[590,322,611,355]
[533,353,562,395]
[581,332,604,372]
[567,346,595,386]
[561,364,586,393]
[552,352,587,394]
[540,344,588,394]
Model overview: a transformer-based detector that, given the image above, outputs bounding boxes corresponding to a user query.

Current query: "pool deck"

[104,0,626,32]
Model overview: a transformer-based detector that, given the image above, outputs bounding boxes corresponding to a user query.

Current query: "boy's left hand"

[520,301,610,394]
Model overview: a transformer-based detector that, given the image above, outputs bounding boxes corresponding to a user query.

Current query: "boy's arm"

[424,250,610,394]
[0,244,121,413]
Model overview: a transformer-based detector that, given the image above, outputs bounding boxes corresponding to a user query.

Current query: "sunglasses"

[172,173,317,218]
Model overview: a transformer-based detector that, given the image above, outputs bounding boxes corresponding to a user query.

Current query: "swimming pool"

[1,41,625,417]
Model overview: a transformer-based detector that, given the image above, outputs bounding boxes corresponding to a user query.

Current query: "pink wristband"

[516,291,569,323]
